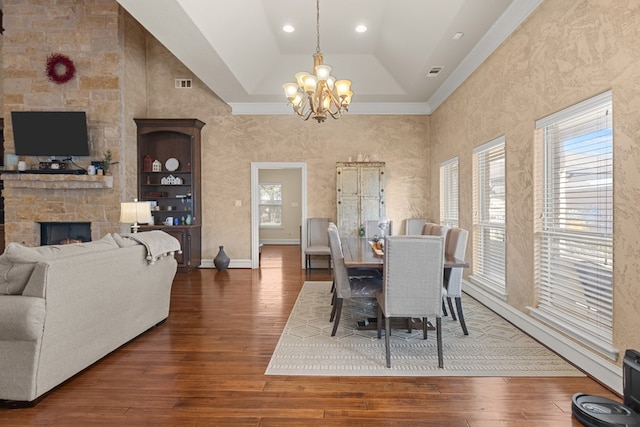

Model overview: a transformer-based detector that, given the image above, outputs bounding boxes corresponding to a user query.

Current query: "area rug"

[266,281,583,377]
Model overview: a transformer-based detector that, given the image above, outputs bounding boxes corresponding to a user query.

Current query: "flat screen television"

[11,111,90,157]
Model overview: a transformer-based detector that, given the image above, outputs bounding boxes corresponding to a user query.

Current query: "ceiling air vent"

[427,66,443,77]
[175,78,192,89]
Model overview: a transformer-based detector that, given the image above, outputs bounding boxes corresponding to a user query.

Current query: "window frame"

[439,157,459,228]
[531,90,615,360]
[259,182,283,229]
[470,136,506,297]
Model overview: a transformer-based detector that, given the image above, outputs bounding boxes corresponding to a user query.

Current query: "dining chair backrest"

[381,235,445,318]
[428,224,449,237]
[405,218,430,235]
[328,221,344,257]
[327,225,352,299]
[420,222,437,235]
[364,219,393,239]
[307,218,330,247]
[444,227,469,297]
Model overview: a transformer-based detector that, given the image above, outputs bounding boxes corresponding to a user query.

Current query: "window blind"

[439,157,459,228]
[472,137,506,293]
[533,91,614,356]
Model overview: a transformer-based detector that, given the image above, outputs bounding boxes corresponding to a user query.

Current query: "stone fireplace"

[40,222,92,245]
[1,173,118,246]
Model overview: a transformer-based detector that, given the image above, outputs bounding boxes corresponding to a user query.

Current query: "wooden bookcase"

[134,118,205,272]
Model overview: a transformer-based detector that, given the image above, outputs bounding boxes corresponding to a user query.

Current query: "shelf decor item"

[214,246,230,271]
[143,155,154,172]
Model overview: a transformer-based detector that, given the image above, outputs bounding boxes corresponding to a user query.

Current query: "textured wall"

[430,0,640,362]
[142,36,431,262]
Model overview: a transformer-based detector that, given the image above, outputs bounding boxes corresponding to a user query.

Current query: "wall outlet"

[234,200,242,207]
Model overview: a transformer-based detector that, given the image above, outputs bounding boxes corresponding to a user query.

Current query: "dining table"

[340,236,469,330]
[341,237,469,270]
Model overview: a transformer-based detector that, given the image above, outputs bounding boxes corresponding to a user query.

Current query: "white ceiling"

[116,0,542,115]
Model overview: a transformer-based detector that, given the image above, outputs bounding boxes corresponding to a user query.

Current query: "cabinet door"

[337,165,360,237]
[336,162,386,238]
[162,228,186,266]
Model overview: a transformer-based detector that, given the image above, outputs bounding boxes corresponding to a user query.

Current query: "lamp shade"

[120,201,152,225]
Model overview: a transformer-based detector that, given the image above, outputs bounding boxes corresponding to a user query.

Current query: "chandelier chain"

[316,0,321,53]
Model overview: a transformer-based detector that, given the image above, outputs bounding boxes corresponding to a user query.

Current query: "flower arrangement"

[45,53,76,84]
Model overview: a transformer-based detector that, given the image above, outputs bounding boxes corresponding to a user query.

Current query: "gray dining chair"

[328,225,382,336]
[304,218,331,272]
[421,222,437,235]
[405,218,430,235]
[427,224,449,239]
[376,235,446,368]
[443,227,469,335]
[364,219,393,240]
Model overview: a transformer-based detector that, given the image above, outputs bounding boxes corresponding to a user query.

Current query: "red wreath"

[45,53,76,84]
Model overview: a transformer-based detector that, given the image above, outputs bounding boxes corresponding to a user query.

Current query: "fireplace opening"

[40,222,91,245]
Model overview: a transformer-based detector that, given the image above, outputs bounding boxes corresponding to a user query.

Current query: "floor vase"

[214,246,230,271]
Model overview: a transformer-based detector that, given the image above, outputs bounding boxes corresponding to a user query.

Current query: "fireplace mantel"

[1,173,113,189]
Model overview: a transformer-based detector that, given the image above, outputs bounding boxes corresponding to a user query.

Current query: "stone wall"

[2,0,124,245]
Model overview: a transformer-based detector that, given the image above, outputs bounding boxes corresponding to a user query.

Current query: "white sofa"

[0,231,179,406]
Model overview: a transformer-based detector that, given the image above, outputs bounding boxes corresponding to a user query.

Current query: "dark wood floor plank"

[0,245,618,426]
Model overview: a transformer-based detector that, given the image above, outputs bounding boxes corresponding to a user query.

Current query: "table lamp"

[120,199,152,233]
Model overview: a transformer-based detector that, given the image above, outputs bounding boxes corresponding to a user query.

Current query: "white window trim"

[439,157,459,228]
[471,135,506,296]
[259,182,283,229]
[531,90,616,360]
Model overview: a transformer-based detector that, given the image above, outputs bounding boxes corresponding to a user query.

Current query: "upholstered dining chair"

[328,225,383,336]
[421,222,437,235]
[427,224,449,239]
[364,219,393,240]
[304,218,331,272]
[376,235,446,368]
[443,227,470,335]
[405,218,430,235]
[327,222,381,300]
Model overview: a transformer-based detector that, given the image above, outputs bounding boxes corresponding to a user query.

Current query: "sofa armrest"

[0,296,46,341]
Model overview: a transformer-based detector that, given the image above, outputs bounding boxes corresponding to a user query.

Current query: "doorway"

[251,162,307,269]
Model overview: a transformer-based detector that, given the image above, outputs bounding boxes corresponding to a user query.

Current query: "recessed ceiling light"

[452,32,464,40]
[283,25,295,33]
[355,25,367,33]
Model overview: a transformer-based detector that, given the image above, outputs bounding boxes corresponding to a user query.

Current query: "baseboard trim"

[199,259,252,269]
[258,239,300,245]
[464,279,622,394]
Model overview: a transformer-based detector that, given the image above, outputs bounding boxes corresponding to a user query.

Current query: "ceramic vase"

[214,246,230,271]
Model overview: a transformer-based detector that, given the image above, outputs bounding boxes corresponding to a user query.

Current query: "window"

[259,183,282,228]
[532,91,614,358]
[471,137,506,295]
[440,157,459,228]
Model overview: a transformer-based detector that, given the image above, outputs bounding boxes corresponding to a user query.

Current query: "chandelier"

[282,0,353,123]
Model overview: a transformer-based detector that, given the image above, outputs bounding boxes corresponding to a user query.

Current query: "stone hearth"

[2,173,118,246]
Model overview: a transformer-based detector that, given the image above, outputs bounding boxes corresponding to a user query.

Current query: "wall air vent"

[175,78,192,89]
[427,66,443,77]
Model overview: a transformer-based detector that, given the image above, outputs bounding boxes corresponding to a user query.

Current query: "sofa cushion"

[0,234,119,295]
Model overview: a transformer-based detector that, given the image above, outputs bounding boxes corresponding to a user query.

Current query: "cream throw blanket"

[128,230,182,264]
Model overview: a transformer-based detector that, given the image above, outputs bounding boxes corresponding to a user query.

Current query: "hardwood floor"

[3,245,618,426]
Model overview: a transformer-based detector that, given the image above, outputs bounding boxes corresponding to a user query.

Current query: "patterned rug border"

[266,281,583,377]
